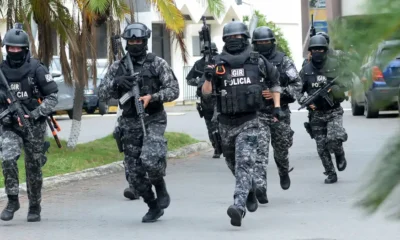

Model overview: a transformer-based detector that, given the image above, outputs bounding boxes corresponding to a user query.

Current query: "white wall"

[245,0,304,69]
[341,0,368,16]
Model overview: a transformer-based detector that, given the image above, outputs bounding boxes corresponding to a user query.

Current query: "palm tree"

[329,0,400,219]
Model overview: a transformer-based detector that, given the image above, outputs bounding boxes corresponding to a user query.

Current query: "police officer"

[186,42,221,158]
[251,26,301,199]
[0,25,59,222]
[98,22,179,222]
[202,21,282,227]
[298,35,352,184]
[302,32,344,67]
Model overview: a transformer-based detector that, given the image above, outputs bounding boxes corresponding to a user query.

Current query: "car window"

[379,47,400,65]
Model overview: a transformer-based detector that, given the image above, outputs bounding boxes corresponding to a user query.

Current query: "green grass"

[0,132,199,188]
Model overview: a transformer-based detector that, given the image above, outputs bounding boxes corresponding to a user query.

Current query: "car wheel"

[351,97,364,116]
[99,101,109,115]
[67,110,73,119]
[86,108,96,114]
[364,96,379,118]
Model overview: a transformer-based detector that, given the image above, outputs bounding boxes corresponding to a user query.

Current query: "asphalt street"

[1,102,400,239]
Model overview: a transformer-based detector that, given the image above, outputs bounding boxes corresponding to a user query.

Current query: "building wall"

[341,0,368,16]
[246,0,304,69]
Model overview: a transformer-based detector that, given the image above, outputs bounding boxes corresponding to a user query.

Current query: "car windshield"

[87,65,108,87]
[49,58,61,73]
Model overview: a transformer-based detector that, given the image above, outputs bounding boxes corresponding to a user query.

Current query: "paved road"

[1,105,399,239]
[51,101,354,143]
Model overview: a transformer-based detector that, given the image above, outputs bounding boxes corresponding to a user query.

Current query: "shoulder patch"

[45,73,53,82]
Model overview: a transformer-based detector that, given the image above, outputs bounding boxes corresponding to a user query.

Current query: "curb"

[0,141,212,200]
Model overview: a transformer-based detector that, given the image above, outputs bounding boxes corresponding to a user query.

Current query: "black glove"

[0,90,7,104]
[115,76,136,91]
[204,65,215,82]
[272,107,285,121]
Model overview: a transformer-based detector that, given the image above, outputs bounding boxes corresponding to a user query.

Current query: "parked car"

[49,56,75,119]
[351,40,400,118]
[83,60,115,115]
[2,53,75,119]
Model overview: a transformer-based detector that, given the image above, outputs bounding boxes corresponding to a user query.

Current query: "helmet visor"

[122,28,147,39]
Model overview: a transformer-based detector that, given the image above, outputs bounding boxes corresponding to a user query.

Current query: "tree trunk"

[6,0,14,30]
[67,81,84,149]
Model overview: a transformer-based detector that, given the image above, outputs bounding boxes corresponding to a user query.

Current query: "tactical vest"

[116,53,164,117]
[302,58,341,111]
[0,58,41,111]
[263,52,295,105]
[214,51,263,115]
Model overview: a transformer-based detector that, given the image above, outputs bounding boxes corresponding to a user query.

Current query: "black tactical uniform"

[98,23,179,222]
[186,42,221,158]
[302,32,343,67]
[202,21,282,227]
[252,26,301,198]
[0,25,59,222]
[298,35,352,184]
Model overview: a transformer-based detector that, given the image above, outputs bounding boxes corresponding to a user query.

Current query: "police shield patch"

[45,74,53,82]
[286,67,298,79]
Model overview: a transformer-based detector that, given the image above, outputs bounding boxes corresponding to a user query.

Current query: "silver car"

[49,56,75,119]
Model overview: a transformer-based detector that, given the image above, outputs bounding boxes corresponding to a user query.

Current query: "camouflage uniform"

[299,56,352,183]
[203,46,281,224]
[0,53,58,222]
[255,53,301,192]
[98,52,179,220]
[186,57,221,157]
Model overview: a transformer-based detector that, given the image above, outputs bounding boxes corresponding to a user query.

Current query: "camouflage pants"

[1,122,46,206]
[310,107,348,175]
[204,112,219,149]
[254,107,294,190]
[119,110,168,203]
[219,117,258,212]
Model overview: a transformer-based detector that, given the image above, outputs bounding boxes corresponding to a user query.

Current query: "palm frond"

[356,132,400,217]
[146,0,188,64]
[207,0,225,18]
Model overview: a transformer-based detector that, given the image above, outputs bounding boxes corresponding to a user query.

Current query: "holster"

[41,141,51,167]
[113,126,124,153]
[304,122,314,139]
[196,100,204,118]
[211,130,223,155]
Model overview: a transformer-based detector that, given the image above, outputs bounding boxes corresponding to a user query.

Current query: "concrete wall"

[246,0,304,69]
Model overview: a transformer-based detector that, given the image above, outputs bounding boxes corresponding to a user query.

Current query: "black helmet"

[222,21,250,41]
[252,26,275,43]
[201,42,218,53]
[316,32,330,44]
[2,27,29,48]
[121,22,151,40]
[308,35,328,51]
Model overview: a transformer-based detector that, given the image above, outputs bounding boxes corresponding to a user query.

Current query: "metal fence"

[182,66,197,102]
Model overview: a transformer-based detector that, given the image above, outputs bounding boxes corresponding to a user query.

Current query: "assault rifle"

[200,16,222,155]
[298,76,340,110]
[0,69,34,138]
[310,14,316,38]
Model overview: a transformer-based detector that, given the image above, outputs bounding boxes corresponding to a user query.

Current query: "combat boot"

[335,153,347,171]
[212,149,221,158]
[142,199,164,223]
[227,205,245,227]
[324,173,338,184]
[279,173,291,190]
[246,180,258,212]
[27,204,41,222]
[154,178,170,209]
[0,195,20,221]
[255,187,269,204]
[124,187,140,200]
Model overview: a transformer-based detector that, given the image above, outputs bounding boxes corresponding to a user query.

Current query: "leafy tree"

[329,0,400,220]
[243,10,292,59]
